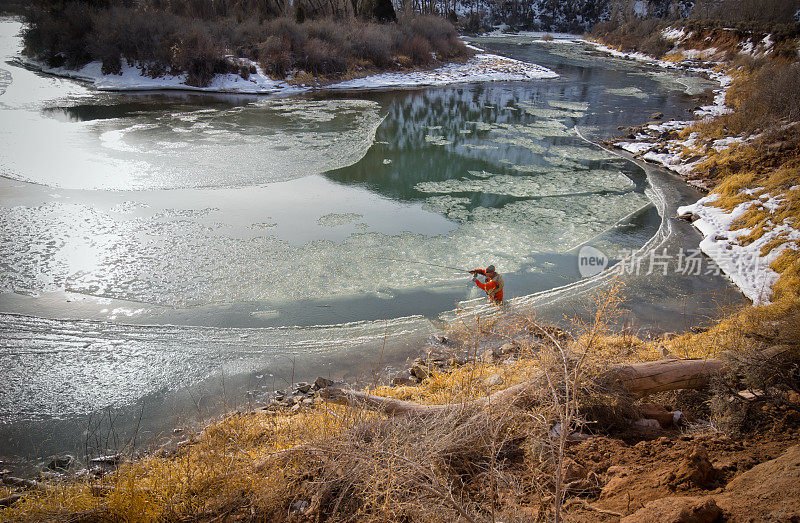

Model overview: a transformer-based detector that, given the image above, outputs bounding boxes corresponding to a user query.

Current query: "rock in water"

[392,370,416,386]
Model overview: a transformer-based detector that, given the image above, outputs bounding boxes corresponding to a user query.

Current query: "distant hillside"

[448,0,799,33]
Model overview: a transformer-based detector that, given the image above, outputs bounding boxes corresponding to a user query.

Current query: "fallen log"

[319,356,736,418]
[602,358,724,398]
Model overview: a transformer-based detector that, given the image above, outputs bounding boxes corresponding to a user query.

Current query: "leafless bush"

[302,37,348,75]
[591,18,672,57]
[256,36,292,77]
[24,1,473,83]
[350,24,393,67]
[711,347,800,435]
[727,62,800,134]
[401,35,434,66]
[691,0,800,25]
[170,25,233,86]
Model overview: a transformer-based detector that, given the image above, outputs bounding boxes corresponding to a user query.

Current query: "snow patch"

[678,193,800,305]
[20,57,298,94]
[327,53,557,90]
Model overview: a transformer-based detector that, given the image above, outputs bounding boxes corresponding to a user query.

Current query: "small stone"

[296,382,312,394]
[499,342,519,355]
[302,398,314,406]
[314,376,334,389]
[484,373,504,387]
[392,369,416,386]
[290,404,302,414]
[482,348,499,363]
[410,362,429,380]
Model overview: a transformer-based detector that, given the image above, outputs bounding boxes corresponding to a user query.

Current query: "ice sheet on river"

[0,185,649,307]
[0,99,384,190]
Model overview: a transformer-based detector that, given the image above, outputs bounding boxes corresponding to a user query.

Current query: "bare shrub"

[256,35,292,77]
[171,25,233,86]
[262,16,308,50]
[401,34,434,66]
[727,62,800,134]
[349,24,392,68]
[23,1,95,68]
[691,0,800,25]
[306,17,349,51]
[302,37,348,76]
[591,18,671,57]
[23,3,472,88]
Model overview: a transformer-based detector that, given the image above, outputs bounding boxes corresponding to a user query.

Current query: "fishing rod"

[371,256,474,273]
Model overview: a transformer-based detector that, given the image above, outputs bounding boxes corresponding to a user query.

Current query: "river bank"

[15,49,558,94]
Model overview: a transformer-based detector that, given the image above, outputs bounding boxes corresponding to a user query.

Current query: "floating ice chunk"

[519,105,583,119]
[415,169,634,197]
[547,100,589,112]
[425,134,453,146]
[605,87,648,99]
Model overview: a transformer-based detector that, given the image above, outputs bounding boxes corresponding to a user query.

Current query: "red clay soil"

[562,428,800,522]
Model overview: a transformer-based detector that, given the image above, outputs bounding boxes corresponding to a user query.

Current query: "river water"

[0,20,745,470]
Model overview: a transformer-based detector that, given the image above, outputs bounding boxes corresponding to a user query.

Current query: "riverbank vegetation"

[21,0,471,86]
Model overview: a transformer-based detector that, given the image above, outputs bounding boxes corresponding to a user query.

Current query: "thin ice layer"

[0,99,384,190]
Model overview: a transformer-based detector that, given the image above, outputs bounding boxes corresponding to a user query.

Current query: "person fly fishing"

[470,265,504,303]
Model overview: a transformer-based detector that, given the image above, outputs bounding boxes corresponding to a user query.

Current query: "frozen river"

[0,20,744,469]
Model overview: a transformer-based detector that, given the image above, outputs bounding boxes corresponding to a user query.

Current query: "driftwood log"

[320,347,793,418]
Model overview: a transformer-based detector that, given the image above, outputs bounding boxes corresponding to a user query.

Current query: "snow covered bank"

[678,192,800,305]
[590,37,733,188]
[17,57,299,94]
[19,52,557,94]
[590,34,800,306]
[326,53,557,90]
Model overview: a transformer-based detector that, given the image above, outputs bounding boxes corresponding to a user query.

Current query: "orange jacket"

[473,270,504,302]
